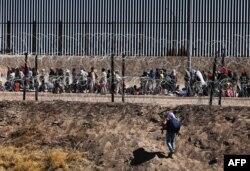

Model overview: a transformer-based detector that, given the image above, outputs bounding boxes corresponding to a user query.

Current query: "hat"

[66,69,70,73]
[165,111,176,120]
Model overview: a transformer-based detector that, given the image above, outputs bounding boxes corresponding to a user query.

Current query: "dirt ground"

[1,92,250,107]
[0,101,249,171]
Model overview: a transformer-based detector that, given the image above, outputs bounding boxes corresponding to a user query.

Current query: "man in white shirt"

[89,67,97,93]
[79,69,88,92]
[100,68,107,94]
[114,71,122,94]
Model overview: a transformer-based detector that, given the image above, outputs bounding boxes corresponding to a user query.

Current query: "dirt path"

[1,92,250,107]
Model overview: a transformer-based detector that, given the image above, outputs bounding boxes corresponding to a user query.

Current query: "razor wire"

[0,33,250,106]
[1,33,250,56]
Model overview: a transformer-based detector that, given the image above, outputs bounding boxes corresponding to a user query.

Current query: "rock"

[150,116,161,123]
[208,158,218,165]
[97,159,104,165]
[225,116,235,123]
[148,128,157,132]
[156,136,163,141]
[103,141,112,153]
[52,120,63,126]
[0,134,6,138]
[107,103,117,107]
[223,141,230,146]
[135,109,143,116]
[10,129,26,138]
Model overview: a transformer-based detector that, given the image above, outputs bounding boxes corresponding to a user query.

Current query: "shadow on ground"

[130,148,168,166]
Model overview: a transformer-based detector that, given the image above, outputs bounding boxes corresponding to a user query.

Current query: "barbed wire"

[0,34,250,105]
[1,33,250,56]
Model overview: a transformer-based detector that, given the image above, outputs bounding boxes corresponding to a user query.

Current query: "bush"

[0,146,83,171]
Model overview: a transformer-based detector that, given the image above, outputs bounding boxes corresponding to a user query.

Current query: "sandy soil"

[0,101,249,171]
[1,92,250,107]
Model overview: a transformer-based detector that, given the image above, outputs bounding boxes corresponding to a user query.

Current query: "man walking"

[161,111,181,158]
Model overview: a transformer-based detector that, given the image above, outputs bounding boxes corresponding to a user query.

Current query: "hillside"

[0,101,249,171]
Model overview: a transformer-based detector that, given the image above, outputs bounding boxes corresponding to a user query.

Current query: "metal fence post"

[32,21,37,55]
[111,21,115,102]
[58,21,62,55]
[111,54,114,102]
[209,56,217,105]
[23,53,28,100]
[122,53,125,102]
[6,21,11,54]
[187,0,193,71]
[218,51,225,106]
[35,55,38,101]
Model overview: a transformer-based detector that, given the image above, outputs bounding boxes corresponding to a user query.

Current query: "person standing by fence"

[100,68,108,95]
[240,70,249,97]
[89,67,97,93]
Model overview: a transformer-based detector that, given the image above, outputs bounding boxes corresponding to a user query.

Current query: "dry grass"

[0,146,84,171]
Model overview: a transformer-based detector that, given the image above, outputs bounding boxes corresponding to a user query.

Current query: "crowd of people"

[182,67,250,97]
[0,65,250,97]
[133,66,250,98]
[0,66,123,95]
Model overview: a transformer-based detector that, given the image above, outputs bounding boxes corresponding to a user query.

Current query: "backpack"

[167,117,181,133]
